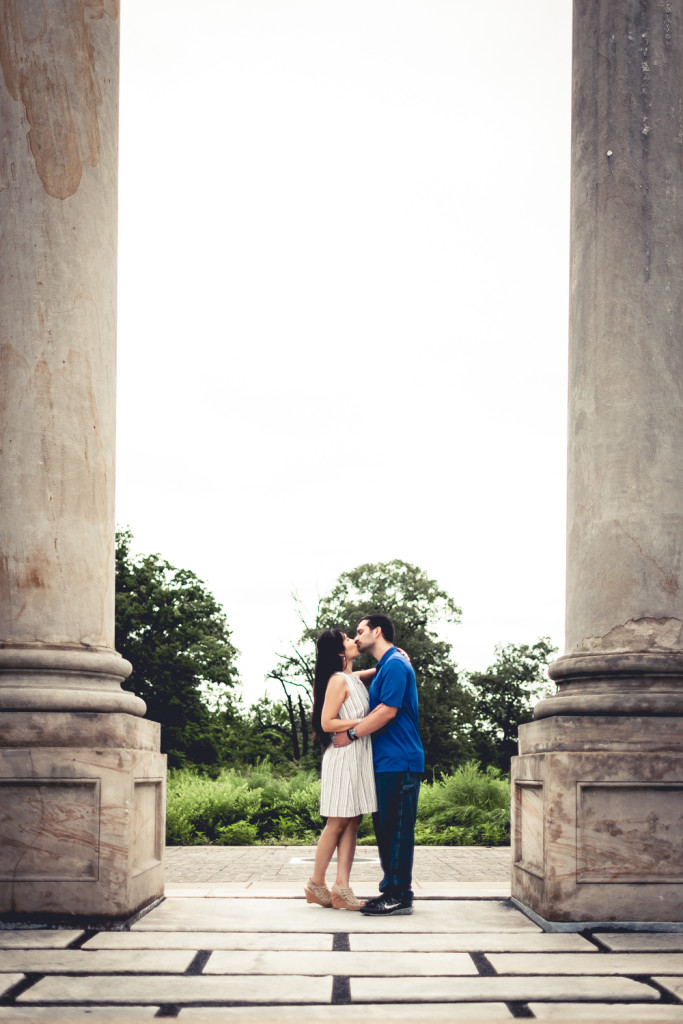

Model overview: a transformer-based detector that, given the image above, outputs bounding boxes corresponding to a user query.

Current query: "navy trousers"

[373,770,422,901]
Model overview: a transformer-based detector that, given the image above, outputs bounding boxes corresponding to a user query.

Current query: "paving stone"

[350,932,594,952]
[178,1005,515,1021]
[418,886,511,898]
[0,1009,158,1019]
[350,975,660,1002]
[18,974,332,1005]
[83,931,333,951]
[0,931,84,949]
[530,1005,683,1020]
[0,950,193,974]
[0,974,23,998]
[654,977,683,1000]
[163,845,512,887]
[133,897,539,934]
[204,950,477,976]
[597,933,683,952]
[488,952,683,975]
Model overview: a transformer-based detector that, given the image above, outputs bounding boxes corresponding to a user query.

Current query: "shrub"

[165,759,510,846]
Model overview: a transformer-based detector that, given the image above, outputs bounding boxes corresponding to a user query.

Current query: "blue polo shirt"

[368,647,425,773]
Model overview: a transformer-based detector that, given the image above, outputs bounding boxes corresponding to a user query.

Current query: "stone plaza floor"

[1,846,682,1022]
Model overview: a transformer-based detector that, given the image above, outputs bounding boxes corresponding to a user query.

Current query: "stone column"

[511,0,683,925]
[0,1,165,918]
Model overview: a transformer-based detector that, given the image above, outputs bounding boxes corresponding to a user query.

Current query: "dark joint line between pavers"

[581,930,610,951]
[0,972,44,1003]
[470,951,498,976]
[66,930,99,950]
[185,950,212,974]
[506,1003,535,1019]
[332,932,351,952]
[331,975,352,1004]
[631,975,683,1004]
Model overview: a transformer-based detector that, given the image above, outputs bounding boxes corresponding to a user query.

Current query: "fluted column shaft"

[542,0,683,715]
[0,1,142,715]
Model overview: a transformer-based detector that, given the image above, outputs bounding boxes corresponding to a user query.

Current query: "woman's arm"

[332,702,395,747]
[354,666,376,685]
[321,673,360,734]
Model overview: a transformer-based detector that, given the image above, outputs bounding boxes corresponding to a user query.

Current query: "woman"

[305,628,382,911]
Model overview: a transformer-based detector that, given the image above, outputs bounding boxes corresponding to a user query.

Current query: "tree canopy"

[465,637,557,771]
[115,528,240,767]
[269,560,474,774]
[115,534,557,777]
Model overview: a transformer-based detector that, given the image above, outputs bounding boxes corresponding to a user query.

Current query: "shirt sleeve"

[376,655,409,708]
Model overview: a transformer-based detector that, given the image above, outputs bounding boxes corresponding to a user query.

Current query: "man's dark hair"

[357,613,395,643]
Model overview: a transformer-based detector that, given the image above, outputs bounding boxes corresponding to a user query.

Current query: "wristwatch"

[347,727,359,741]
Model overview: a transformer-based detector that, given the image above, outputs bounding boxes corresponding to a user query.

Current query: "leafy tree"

[115,528,240,768]
[270,560,474,775]
[465,638,557,772]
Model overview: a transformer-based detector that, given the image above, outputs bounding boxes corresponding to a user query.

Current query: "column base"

[511,716,683,923]
[0,713,166,919]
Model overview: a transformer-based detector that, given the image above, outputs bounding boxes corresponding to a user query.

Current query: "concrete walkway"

[1,847,682,1023]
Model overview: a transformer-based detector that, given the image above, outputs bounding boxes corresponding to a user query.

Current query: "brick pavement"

[163,845,512,894]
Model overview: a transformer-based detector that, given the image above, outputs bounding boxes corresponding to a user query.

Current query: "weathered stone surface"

[0,3,141,716]
[350,975,659,1002]
[511,0,683,927]
[0,713,160,751]
[0,950,193,974]
[488,952,683,975]
[531,1006,683,1021]
[0,742,166,917]
[598,933,683,952]
[517,717,683,754]
[511,743,683,922]
[204,950,476,976]
[559,0,683,675]
[179,1007,514,1022]
[83,931,334,951]
[18,975,332,1005]
[350,933,594,952]
[132,897,538,934]
[0,931,83,949]
[0,1009,158,1020]
[0,2,166,920]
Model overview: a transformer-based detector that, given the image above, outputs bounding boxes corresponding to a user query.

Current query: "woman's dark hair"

[311,628,346,749]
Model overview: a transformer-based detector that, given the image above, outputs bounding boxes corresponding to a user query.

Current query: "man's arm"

[333,703,397,747]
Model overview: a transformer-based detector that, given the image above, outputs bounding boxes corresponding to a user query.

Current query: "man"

[333,613,424,916]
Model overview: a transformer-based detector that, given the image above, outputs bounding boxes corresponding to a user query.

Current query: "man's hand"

[333,731,352,748]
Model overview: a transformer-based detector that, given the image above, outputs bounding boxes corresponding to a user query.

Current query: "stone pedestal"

[511,0,683,924]
[0,715,165,919]
[512,717,683,924]
[0,4,165,917]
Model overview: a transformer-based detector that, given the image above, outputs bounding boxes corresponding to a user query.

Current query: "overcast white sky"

[116,0,573,704]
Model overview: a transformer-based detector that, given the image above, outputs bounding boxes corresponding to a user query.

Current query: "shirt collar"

[375,646,397,669]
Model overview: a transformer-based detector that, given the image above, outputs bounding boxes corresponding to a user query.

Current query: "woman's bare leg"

[310,817,349,887]
[335,816,362,888]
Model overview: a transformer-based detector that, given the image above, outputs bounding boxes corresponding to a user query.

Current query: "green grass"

[166,759,510,847]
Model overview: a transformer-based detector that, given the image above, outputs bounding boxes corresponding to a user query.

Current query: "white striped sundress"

[319,672,378,817]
